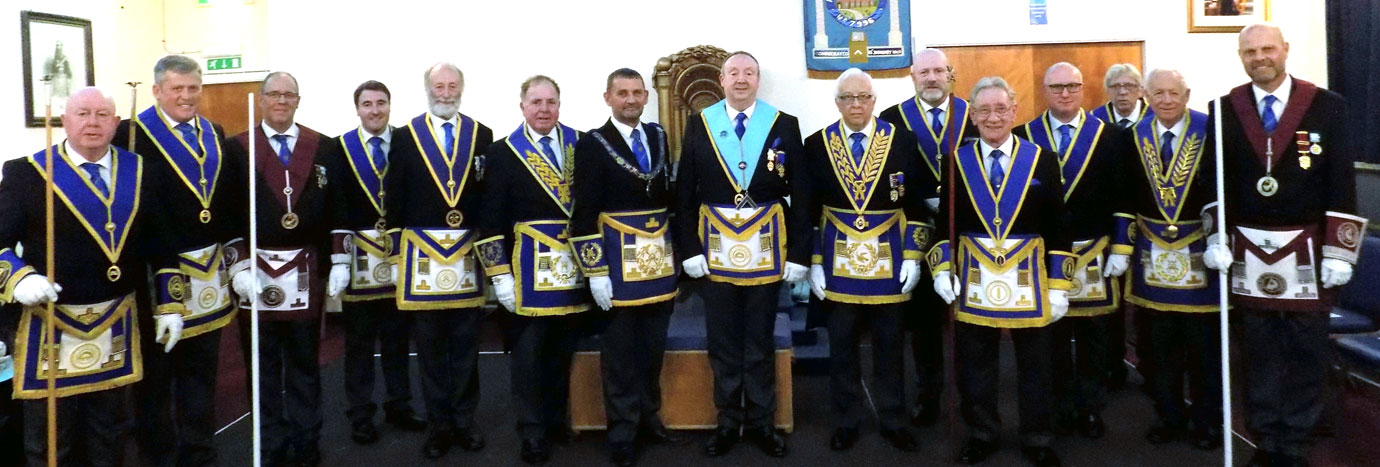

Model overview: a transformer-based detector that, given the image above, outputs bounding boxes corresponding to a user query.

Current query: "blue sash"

[29,145,142,264]
[1131,110,1209,223]
[824,118,894,212]
[135,106,220,208]
[953,139,1039,244]
[702,99,779,190]
[1021,110,1105,200]
[339,127,387,216]
[406,113,477,208]
[897,96,968,180]
[505,123,580,215]
[1089,99,1151,124]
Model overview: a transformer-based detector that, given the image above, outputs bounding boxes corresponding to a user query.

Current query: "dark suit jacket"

[569,119,674,240]
[384,115,494,231]
[935,137,1070,255]
[1014,112,1125,241]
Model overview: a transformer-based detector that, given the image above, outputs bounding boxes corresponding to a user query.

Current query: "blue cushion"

[1338,236,1380,319]
[1329,307,1377,334]
[1336,335,1380,366]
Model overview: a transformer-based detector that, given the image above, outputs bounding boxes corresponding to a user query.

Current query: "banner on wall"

[804,0,912,72]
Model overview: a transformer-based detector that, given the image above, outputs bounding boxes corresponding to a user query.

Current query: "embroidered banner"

[804,0,912,71]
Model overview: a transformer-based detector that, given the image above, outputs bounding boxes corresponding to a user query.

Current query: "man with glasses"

[228,71,350,466]
[930,77,1071,467]
[384,62,494,460]
[1015,62,1127,441]
[878,48,976,428]
[793,68,930,452]
[1091,64,1153,129]
[114,54,241,467]
[675,51,806,458]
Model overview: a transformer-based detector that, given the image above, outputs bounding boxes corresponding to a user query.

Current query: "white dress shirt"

[919,96,951,132]
[727,101,757,127]
[1253,74,1293,121]
[1155,116,1187,146]
[1047,111,1084,152]
[979,135,1015,177]
[66,141,113,189]
[362,125,393,160]
[526,123,563,171]
[609,118,646,155]
[1112,101,1143,124]
[428,113,459,153]
[262,122,300,155]
[843,119,875,155]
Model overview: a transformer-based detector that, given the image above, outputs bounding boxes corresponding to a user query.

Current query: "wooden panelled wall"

[201,81,261,137]
[942,41,1144,124]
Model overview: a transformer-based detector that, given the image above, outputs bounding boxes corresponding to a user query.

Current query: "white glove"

[0,340,6,358]
[1104,253,1130,278]
[809,264,827,300]
[231,269,257,299]
[933,270,958,304]
[13,275,61,306]
[155,314,184,353]
[1203,234,1233,271]
[1049,289,1069,322]
[327,264,350,298]
[1320,258,1354,289]
[925,197,940,213]
[899,260,922,294]
[589,275,613,310]
[783,262,808,283]
[391,264,399,283]
[682,255,708,279]
[492,273,516,312]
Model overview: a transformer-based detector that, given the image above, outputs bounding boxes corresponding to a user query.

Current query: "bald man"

[1209,24,1366,466]
[0,87,168,466]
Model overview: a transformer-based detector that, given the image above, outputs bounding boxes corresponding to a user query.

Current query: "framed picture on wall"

[1188,0,1271,33]
[20,11,95,127]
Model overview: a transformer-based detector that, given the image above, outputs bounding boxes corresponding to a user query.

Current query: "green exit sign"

[206,56,242,71]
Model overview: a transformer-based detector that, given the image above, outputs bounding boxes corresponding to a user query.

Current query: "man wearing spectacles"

[931,77,1071,467]
[1014,62,1128,442]
[1091,64,1152,129]
[228,71,351,466]
[878,48,978,429]
[793,68,931,453]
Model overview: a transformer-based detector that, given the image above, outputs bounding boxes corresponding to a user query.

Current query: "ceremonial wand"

[943,108,958,435]
[126,82,141,153]
[40,74,58,467]
[1212,98,1233,465]
[248,93,263,467]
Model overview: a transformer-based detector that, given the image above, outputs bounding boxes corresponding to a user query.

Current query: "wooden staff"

[1212,97,1233,465]
[39,74,58,467]
[126,82,141,151]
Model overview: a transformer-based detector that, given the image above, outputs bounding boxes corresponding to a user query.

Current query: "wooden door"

[939,41,1144,125]
[201,81,260,136]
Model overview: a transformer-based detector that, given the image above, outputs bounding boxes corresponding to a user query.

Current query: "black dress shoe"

[521,437,551,465]
[956,438,996,465]
[422,431,451,459]
[703,427,739,456]
[1051,412,1075,436]
[637,424,687,445]
[546,425,579,444]
[454,428,486,451]
[1246,449,1275,467]
[1079,412,1106,439]
[384,410,427,432]
[1145,424,1183,444]
[743,426,788,457]
[1189,427,1223,450]
[829,427,858,451]
[351,420,379,444]
[910,399,939,427]
[295,449,321,467]
[609,442,637,466]
[1021,446,1062,467]
[879,427,919,452]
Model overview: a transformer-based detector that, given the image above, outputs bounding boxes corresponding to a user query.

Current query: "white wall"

[4,0,1328,161]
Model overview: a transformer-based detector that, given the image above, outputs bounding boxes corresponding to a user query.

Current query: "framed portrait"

[1188,0,1271,33]
[20,11,95,127]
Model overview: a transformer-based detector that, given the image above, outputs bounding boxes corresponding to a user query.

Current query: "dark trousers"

[702,281,780,429]
[1146,310,1221,429]
[599,300,673,443]
[1050,313,1113,416]
[905,282,946,406]
[342,299,415,424]
[1107,308,1128,383]
[1241,308,1329,456]
[23,389,122,467]
[411,308,481,433]
[955,321,1055,447]
[828,300,906,430]
[257,319,323,462]
[508,313,580,439]
[135,324,222,467]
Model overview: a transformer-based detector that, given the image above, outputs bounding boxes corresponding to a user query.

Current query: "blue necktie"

[81,162,109,197]
[1118,118,1132,129]
[734,112,747,140]
[539,136,560,169]
[929,108,944,135]
[368,136,386,170]
[1057,124,1073,154]
[630,128,650,172]
[988,150,1005,191]
[273,134,291,166]
[175,122,198,154]
[849,132,866,166]
[1261,95,1279,133]
[1160,131,1175,168]
[442,122,455,157]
